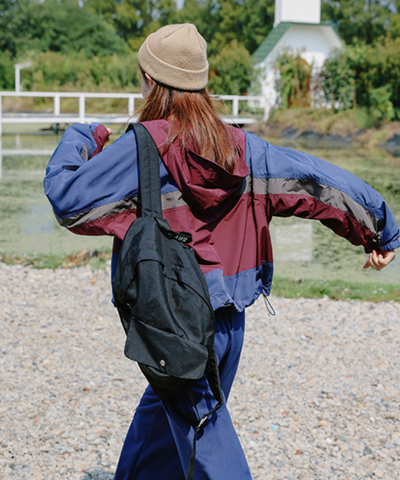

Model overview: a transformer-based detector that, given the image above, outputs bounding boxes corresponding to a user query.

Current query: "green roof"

[252,21,339,64]
[252,22,292,63]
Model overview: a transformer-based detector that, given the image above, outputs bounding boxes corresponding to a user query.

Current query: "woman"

[45,24,397,480]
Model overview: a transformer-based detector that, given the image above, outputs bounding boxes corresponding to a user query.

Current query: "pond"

[0,133,113,256]
[1,132,399,284]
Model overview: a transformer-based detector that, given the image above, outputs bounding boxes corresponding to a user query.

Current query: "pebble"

[1,262,400,479]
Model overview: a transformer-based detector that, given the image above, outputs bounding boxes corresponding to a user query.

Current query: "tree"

[213,0,274,54]
[172,0,221,46]
[170,0,273,95]
[208,40,257,95]
[84,0,178,49]
[0,0,19,14]
[0,0,127,58]
[321,0,393,44]
[390,12,400,38]
[175,0,274,55]
[318,38,400,121]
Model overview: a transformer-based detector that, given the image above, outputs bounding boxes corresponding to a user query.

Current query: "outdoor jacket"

[44,120,400,312]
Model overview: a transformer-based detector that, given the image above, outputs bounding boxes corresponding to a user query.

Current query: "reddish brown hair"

[137,80,240,173]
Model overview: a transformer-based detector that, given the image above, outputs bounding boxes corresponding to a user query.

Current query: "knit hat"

[138,24,208,91]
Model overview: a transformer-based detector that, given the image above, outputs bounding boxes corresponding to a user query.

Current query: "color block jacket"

[44,121,400,312]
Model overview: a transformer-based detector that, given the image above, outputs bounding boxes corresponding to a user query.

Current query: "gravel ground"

[1,262,400,480]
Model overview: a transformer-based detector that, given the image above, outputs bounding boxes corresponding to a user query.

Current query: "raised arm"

[44,123,140,238]
[246,133,399,268]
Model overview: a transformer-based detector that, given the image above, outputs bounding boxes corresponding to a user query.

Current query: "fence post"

[232,96,239,117]
[263,101,270,122]
[0,95,2,138]
[128,96,135,117]
[54,94,60,116]
[0,95,2,180]
[54,94,60,134]
[79,94,86,123]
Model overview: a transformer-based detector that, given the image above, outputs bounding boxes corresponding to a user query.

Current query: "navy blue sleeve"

[44,123,139,220]
[245,132,400,252]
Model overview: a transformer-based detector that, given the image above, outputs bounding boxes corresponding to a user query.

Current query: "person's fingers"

[369,250,380,269]
[363,250,380,270]
[105,128,113,144]
[363,251,376,270]
[362,258,370,269]
[364,250,396,271]
[377,250,396,268]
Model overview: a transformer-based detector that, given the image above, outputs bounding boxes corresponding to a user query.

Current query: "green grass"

[265,106,399,143]
[272,276,400,303]
[0,249,112,270]
[1,251,399,302]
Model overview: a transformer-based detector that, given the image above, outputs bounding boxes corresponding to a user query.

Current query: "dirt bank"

[246,108,400,155]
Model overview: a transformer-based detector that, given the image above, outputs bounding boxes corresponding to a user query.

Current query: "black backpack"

[112,123,224,480]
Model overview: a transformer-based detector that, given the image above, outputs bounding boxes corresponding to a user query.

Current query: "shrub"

[21,51,141,93]
[274,49,312,109]
[318,38,400,120]
[208,40,257,95]
[0,51,15,90]
[368,84,395,122]
[316,47,356,110]
[4,51,141,114]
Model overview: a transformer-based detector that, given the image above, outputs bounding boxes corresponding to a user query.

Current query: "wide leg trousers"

[114,307,252,480]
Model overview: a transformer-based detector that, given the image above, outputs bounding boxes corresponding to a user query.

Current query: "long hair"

[137,79,241,173]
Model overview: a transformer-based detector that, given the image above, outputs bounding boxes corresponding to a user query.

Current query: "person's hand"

[105,128,113,144]
[363,249,396,271]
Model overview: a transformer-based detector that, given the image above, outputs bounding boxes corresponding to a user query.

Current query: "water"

[268,139,400,285]
[1,133,399,284]
[0,134,112,255]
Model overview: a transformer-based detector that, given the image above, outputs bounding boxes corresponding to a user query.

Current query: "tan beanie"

[138,24,208,91]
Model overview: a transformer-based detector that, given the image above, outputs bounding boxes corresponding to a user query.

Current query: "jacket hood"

[142,120,248,212]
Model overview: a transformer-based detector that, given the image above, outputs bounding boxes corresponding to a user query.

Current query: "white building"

[253,0,342,119]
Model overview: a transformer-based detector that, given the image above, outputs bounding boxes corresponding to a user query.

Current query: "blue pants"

[114,307,252,480]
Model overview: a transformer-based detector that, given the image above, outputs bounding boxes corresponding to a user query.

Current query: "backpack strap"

[128,122,224,480]
[186,345,224,480]
[129,122,163,219]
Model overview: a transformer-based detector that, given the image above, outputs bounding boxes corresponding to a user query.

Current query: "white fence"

[0,91,266,179]
[0,91,266,136]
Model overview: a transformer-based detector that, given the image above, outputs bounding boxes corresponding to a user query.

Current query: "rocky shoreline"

[278,127,400,156]
[1,262,400,479]
[247,119,400,156]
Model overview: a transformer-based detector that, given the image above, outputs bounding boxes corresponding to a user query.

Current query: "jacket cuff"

[365,238,400,253]
[91,124,110,156]
[381,238,400,252]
